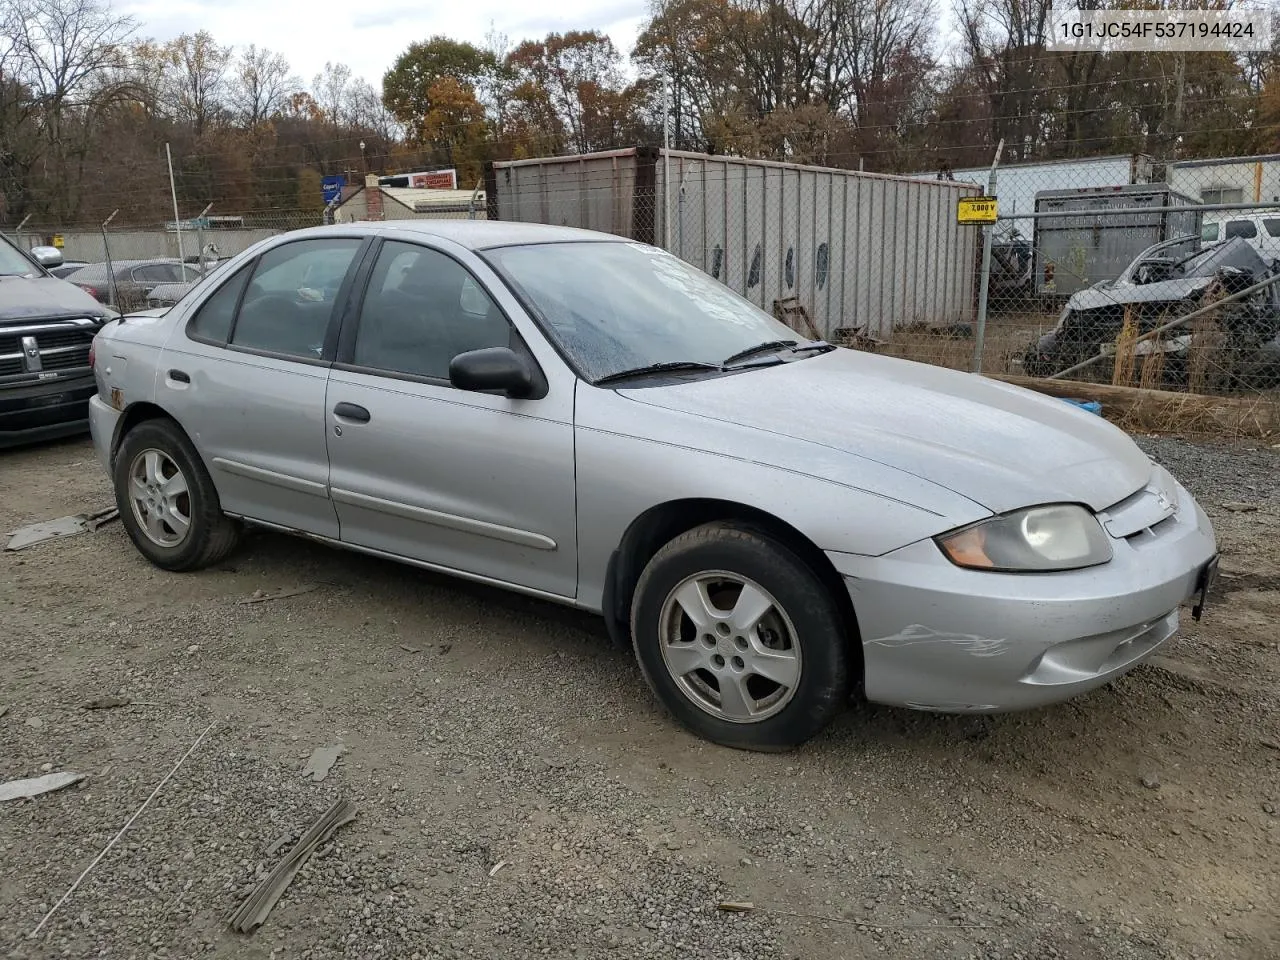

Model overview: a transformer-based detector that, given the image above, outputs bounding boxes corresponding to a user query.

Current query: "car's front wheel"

[114,418,241,571]
[630,522,851,751]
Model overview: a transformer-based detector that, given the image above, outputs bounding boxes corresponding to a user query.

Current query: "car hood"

[1065,277,1213,312]
[620,348,1152,515]
[0,275,112,322]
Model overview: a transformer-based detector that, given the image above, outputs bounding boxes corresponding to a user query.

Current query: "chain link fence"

[8,149,1280,434]
[481,148,1280,434]
[951,154,1280,434]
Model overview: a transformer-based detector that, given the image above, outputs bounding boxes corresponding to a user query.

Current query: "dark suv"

[0,234,117,447]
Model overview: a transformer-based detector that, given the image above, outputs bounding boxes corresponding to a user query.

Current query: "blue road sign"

[322,175,347,205]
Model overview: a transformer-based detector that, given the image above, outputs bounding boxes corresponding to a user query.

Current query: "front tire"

[114,418,241,571]
[630,522,851,751]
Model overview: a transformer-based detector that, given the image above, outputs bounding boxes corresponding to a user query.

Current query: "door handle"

[168,369,190,383]
[333,401,370,423]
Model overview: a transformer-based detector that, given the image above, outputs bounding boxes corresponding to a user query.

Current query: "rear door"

[158,236,369,537]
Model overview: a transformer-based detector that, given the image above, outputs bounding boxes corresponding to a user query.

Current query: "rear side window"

[1264,219,1280,238]
[1225,220,1258,239]
[230,239,363,358]
[188,265,252,343]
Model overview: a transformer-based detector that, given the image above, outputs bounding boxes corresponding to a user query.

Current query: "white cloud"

[117,0,648,90]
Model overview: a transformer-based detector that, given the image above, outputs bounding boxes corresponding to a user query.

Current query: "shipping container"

[1033,183,1201,299]
[485,147,981,336]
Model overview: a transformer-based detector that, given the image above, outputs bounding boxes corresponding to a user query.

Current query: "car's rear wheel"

[114,418,240,571]
[631,522,851,751]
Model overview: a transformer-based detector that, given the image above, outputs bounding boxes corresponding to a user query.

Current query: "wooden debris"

[990,374,1280,438]
[82,696,131,711]
[717,901,755,913]
[771,297,821,340]
[488,860,509,877]
[832,325,885,352]
[237,584,320,605]
[229,798,358,934]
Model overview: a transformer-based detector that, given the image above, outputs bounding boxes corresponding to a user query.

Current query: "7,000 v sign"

[957,196,998,224]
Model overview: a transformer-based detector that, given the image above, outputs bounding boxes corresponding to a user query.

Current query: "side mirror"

[30,245,63,268]
[449,346,534,397]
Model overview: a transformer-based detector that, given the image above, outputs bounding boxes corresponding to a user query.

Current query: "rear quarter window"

[187,264,252,344]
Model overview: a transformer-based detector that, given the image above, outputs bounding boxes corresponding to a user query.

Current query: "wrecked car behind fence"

[1023,236,1280,392]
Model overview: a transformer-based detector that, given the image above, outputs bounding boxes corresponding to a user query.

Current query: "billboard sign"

[378,169,458,190]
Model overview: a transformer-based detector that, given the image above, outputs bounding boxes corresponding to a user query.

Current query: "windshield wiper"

[594,361,723,385]
[720,339,798,366]
[721,339,835,369]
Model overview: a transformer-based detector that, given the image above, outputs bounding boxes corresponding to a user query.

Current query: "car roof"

[289,220,631,251]
[63,259,185,278]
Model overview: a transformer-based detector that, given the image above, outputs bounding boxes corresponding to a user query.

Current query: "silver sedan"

[86,221,1219,751]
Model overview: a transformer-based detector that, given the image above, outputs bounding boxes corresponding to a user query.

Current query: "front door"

[324,238,577,598]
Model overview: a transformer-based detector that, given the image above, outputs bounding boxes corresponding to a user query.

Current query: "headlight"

[936,504,1112,572]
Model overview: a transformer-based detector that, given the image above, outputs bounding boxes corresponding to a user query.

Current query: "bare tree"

[313,61,353,128]
[3,0,136,219]
[953,0,1053,160]
[164,31,231,136]
[346,77,401,142]
[229,44,297,126]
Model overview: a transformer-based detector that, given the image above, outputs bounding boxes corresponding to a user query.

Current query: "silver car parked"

[87,221,1219,751]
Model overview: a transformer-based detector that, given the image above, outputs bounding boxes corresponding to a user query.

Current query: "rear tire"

[630,522,850,751]
[114,418,241,571]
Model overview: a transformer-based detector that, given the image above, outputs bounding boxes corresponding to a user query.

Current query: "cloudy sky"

[117,0,652,89]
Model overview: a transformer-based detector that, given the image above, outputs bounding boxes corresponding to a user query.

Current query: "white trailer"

[916,154,1155,242]
[485,147,980,337]
[1167,153,1280,204]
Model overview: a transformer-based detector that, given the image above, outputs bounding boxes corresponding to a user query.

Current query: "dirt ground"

[1,433,1277,960]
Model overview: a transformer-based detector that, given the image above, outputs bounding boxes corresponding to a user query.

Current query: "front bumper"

[0,376,97,449]
[828,478,1217,713]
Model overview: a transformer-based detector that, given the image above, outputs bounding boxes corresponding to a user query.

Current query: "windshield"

[482,240,813,382]
[0,235,38,277]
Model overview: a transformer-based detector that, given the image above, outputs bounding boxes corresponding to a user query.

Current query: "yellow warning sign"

[957,196,998,225]
[51,233,64,248]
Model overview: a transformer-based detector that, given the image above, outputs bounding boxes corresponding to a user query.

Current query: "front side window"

[483,240,807,382]
[229,238,362,358]
[352,241,511,380]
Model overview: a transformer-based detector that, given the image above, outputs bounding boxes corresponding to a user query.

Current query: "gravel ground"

[1,434,1277,960]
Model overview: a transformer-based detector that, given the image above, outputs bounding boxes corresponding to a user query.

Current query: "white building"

[331,174,484,222]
